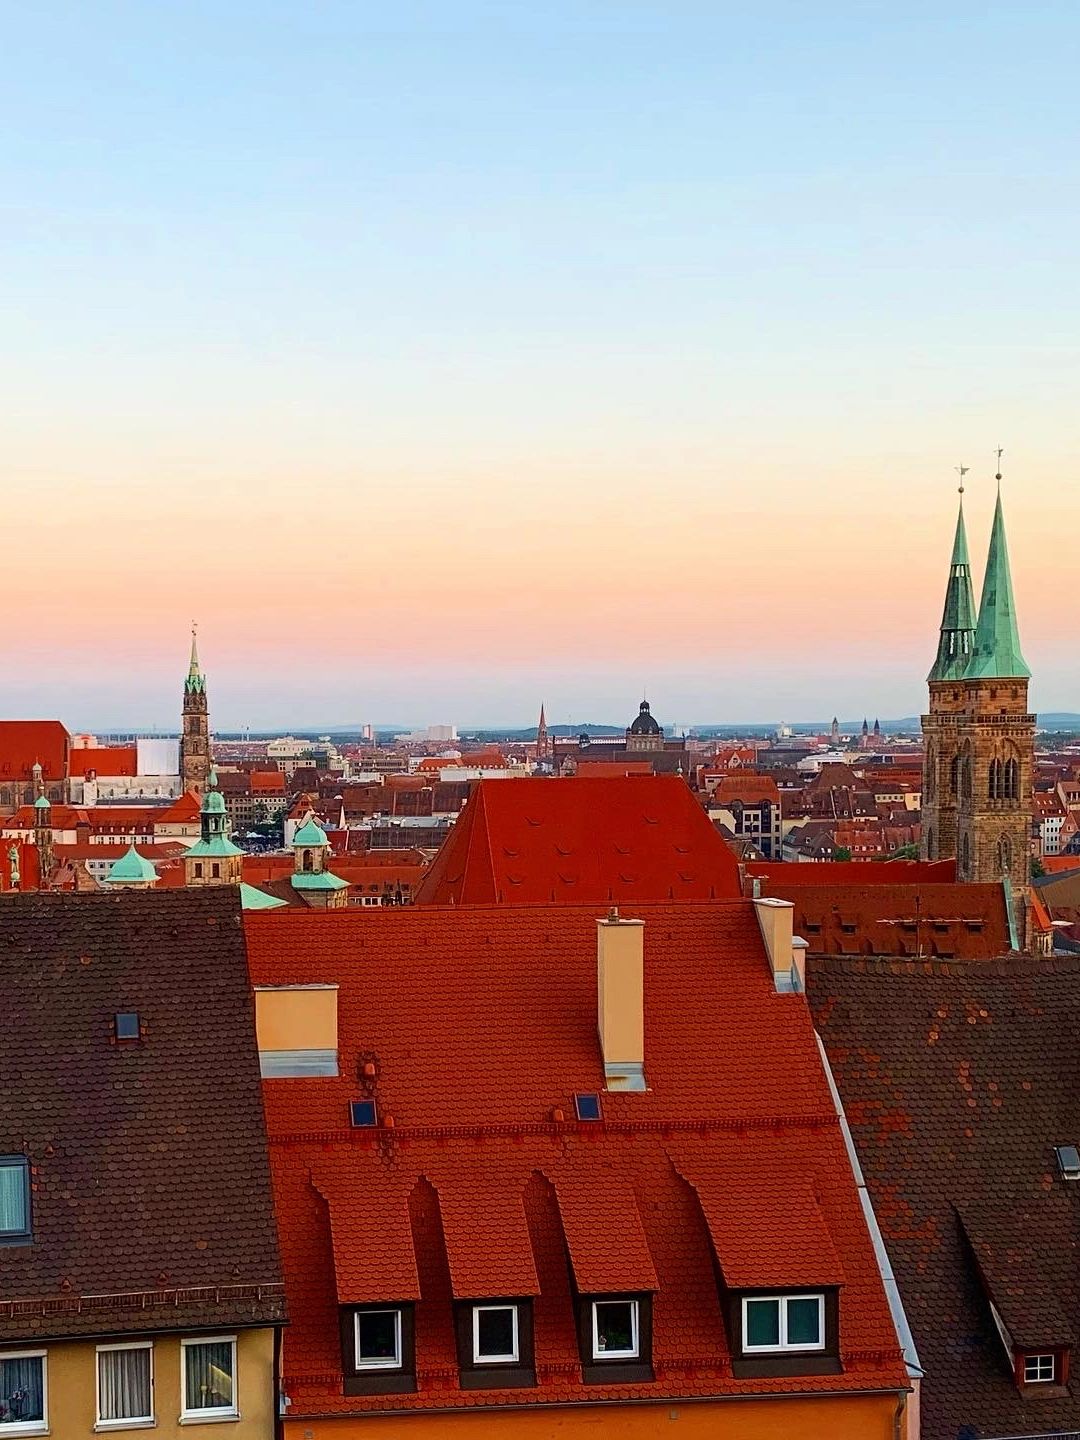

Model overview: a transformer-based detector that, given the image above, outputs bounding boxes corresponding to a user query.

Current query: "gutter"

[815,1032,923,1379]
[1002,877,1021,952]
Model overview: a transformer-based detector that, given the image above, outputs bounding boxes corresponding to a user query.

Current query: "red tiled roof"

[415,777,740,906]
[760,880,1011,958]
[0,719,70,781]
[68,745,138,778]
[747,859,956,887]
[713,775,781,805]
[247,901,906,1416]
[574,761,654,778]
[151,791,201,825]
[1041,855,1080,876]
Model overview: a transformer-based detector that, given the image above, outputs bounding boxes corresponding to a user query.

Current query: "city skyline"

[4,3,1078,724]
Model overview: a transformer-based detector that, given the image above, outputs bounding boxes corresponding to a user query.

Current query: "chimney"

[254,983,339,1077]
[753,897,802,993]
[596,909,647,1091]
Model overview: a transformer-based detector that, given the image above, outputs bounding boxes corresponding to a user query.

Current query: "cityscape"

[3,7,1079,1440]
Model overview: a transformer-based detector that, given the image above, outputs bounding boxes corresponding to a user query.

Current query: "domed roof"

[629,700,661,735]
[33,794,51,811]
[204,789,227,815]
[106,845,157,884]
[294,817,329,847]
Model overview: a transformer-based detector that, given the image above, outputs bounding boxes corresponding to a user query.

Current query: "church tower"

[184,768,244,887]
[921,480,977,864]
[536,703,549,761]
[179,626,212,794]
[954,471,1034,896]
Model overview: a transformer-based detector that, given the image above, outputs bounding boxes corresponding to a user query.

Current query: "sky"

[2,1,1077,730]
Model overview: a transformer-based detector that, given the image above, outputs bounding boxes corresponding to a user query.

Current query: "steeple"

[927,476,977,683]
[964,462,1031,681]
[185,622,205,694]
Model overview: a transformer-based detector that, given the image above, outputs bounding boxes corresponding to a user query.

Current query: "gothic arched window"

[1004,757,1020,802]
[949,755,960,796]
[989,758,1003,801]
[926,827,935,860]
[998,835,1012,873]
[961,832,971,876]
[302,848,314,873]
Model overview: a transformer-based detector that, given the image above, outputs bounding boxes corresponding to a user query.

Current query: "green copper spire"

[927,475,978,683]
[965,463,1031,681]
[185,623,206,694]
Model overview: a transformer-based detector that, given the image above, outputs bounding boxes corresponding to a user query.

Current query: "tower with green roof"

[921,482,978,864]
[921,462,1036,931]
[291,813,350,909]
[183,767,244,887]
[179,624,212,794]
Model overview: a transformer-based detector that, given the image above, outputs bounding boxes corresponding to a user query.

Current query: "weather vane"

[995,446,1004,483]
[955,464,969,496]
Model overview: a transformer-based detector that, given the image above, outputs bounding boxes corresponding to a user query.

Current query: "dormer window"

[741,1293,826,1354]
[0,1155,31,1240]
[1023,1353,1056,1384]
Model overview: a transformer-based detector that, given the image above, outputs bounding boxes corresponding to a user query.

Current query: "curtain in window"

[185,1342,233,1410]
[99,1348,151,1421]
[0,1165,25,1233]
[0,1356,44,1425]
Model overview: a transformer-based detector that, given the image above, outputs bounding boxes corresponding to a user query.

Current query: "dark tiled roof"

[808,952,1080,1438]
[0,888,284,1341]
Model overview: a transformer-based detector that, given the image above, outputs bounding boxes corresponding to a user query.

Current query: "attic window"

[574,1093,602,1122]
[1056,1145,1080,1180]
[350,1100,378,1128]
[1023,1353,1056,1384]
[115,1012,140,1041]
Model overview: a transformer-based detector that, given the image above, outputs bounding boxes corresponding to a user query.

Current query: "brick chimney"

[597,909,647,1091]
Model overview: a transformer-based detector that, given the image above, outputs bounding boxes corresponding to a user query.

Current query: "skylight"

[115,1012,140,1040]
[1055,1145,1080,1180]
[350,1100,378,1128]
[574,1093,602,1122]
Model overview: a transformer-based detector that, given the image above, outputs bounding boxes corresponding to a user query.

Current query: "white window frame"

[94,1340,154,1430]
[591,1298,640,1360]
[1023,1352,1056,1384]
[0,1349,48,1436]
[179,1335,238,1420]
[353,1309,402,1371]
[742,1293,826,1354]
[472,1305,519,1365]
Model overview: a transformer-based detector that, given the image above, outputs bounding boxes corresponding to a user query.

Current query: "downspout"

[1002,876,1020,952]
[815,1033,923,1381]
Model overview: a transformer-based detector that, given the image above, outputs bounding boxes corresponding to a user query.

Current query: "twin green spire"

[929,471,1029,683]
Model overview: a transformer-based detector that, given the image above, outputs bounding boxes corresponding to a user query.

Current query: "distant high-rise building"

[179,627,211,794]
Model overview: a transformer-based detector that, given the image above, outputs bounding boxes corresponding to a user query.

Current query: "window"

[0,1351,46,1433]
[354,1310,402,1370]
[114,1012,139,1041]
[194,862,203,879]
[181,1337,237,1419]
[96,1343,153,1426]
[0,1159,30,1241]
[742,1294,825,1353]
[1056,1145,1080,1181]
[349,1100,378,1128]
[1023,1353,1056,1384]
[472,1305,519,1364]
[211,863,220,879]
[574,1093,602,1122]
[592,1299,639,1359]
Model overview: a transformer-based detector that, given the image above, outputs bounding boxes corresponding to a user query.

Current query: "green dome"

[293,818,329,847]
[204,790,227,815]
[33,794,51,811]
[106,845,157,885]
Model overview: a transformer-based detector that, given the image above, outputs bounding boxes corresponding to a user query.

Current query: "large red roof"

[414,776,740,906]
[68,745,137,778]
[246,901,905,1417]
[747,859,956,887]
[0,720,70,781]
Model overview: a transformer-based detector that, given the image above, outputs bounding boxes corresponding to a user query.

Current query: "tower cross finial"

[995,447,1004,488]
[955,463,969,496]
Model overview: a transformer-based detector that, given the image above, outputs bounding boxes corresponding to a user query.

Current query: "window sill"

[179,1413,240,1425]
[94,1422,156,1433]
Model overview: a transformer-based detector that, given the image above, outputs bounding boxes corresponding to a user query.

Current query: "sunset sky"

[3,2,1077,729]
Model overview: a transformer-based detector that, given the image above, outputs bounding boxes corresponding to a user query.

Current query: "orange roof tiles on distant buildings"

[68,745,138,778]
[746,859,957,887]
[246,901,907,1421]
[0,720,70,781]
[414,776,741,906]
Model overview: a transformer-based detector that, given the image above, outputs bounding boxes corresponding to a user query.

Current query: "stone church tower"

[921,472,1035,936]
[179,627,212,794]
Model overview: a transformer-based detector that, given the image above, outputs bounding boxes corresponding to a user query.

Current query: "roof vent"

[1056,1145,1080,1180]
[574,1093,602,1121]
[350,1100,378,1128]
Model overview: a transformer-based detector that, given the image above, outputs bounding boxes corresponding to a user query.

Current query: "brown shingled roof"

[0,888,284,1342]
